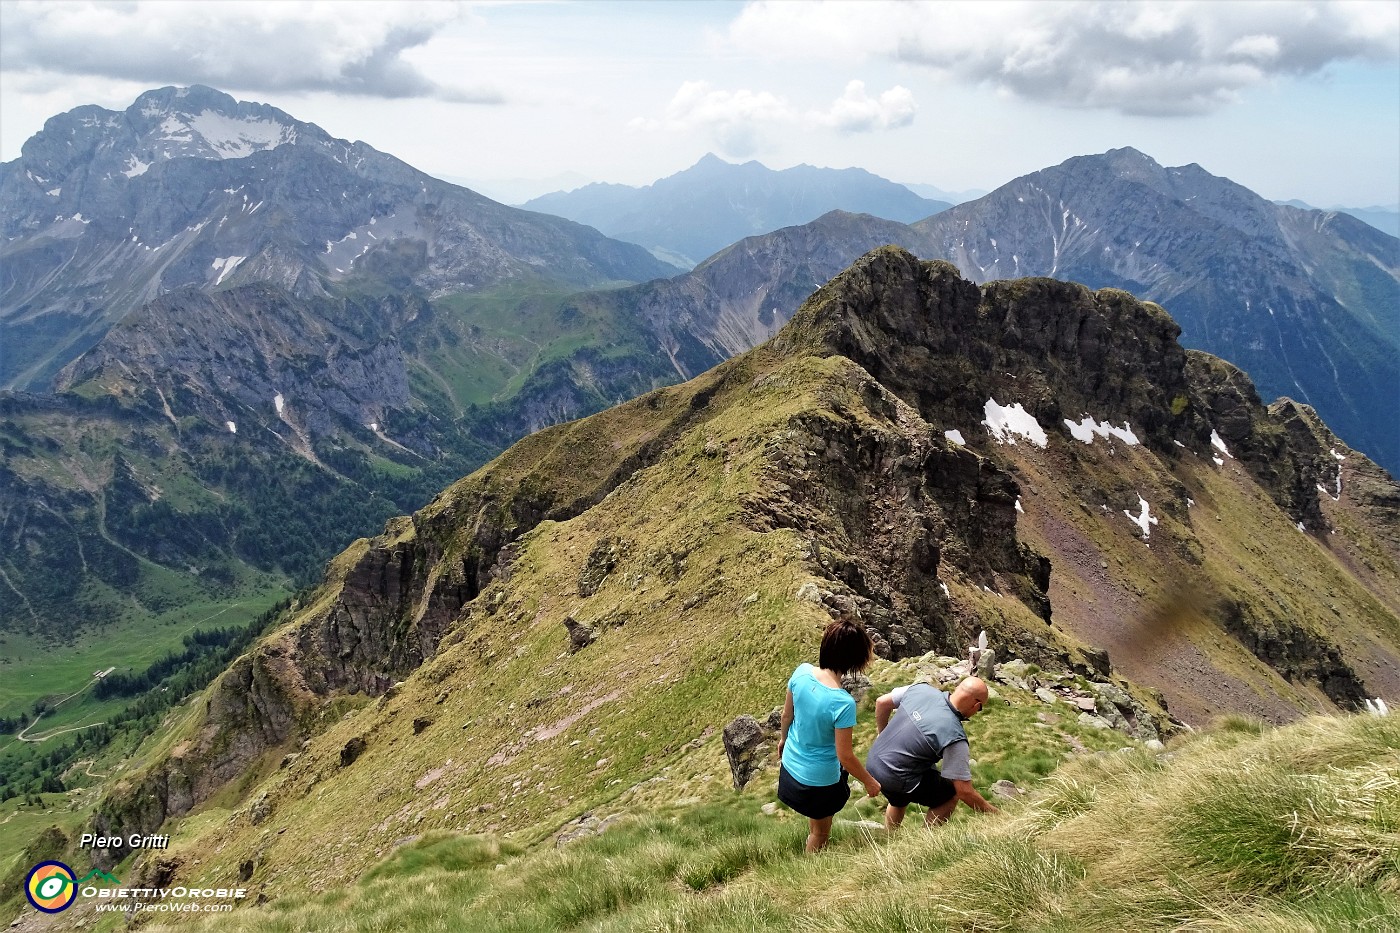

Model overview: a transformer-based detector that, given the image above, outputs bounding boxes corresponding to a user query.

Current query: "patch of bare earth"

[1036,511,1308,726]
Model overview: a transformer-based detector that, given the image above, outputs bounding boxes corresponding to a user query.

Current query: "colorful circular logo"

[25,861,77,913]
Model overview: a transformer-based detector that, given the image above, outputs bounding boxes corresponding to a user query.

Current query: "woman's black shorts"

[777,763,851,819]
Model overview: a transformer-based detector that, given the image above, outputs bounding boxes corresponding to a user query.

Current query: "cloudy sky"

[1,0,1396,207]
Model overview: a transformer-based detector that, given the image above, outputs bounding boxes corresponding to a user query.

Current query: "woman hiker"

[776,617,882,853]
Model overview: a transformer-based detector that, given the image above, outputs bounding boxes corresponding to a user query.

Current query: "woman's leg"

[806,815,834,853]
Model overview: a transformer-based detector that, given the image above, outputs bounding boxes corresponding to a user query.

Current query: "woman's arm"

[777,689,794,760]
[834,726,880,797]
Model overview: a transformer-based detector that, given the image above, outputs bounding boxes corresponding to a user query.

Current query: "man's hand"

[862,776,882,798]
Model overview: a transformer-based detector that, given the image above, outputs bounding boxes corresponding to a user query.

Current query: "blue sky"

[1,0,1396,207]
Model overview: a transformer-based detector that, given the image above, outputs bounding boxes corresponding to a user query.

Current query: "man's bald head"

[950,676,989,717]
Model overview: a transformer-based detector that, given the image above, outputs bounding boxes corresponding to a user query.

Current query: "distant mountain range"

[902,181,988,204]
[519,153,950,267]
[1274,199,1399,238]
[549,149,1399,473]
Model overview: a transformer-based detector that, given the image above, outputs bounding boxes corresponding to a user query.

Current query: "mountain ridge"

[81,250,1398,902]
[520,153,950,267]
[523,148,1398,474]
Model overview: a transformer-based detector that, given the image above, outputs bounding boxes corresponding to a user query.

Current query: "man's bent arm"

[952,779,1000,814]
[875,693,896,733]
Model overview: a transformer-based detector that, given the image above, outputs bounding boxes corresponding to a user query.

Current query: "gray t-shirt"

[866,683,972,792]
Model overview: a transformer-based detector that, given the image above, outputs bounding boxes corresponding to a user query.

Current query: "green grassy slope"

[140,709,1399,933]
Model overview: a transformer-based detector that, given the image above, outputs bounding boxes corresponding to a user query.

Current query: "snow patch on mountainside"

[1124,495,1159,538]
[1064,414,1141,446]
[211,256,246,285]
[982,399,1048,448]
[159,111,295,159]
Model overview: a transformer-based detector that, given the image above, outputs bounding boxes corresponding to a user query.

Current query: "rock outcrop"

[722,710,783,791]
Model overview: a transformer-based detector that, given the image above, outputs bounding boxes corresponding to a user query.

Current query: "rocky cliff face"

[54,284,416,441]
[913,148,1400,473]
[91,251,1399,887]
[778,257,1199,454]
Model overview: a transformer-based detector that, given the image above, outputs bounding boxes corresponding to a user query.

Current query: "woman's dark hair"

[819,617,873,675]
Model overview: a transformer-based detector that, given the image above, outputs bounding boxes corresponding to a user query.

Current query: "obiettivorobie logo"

[24,861,248,915]
[25,862,119,913]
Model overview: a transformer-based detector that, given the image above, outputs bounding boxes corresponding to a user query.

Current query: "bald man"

[864,676,1000,830]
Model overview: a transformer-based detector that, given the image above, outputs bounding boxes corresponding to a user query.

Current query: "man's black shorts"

[777,763,851,819]
[882,768,957,809]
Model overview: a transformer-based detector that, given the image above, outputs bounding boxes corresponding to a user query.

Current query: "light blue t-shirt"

[781,663,857,786]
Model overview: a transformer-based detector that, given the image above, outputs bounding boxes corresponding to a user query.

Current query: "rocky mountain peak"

[914,150,1400,472]
[1,86,674,389]
[1095,145,1164,178]
[778,246,1195,453]
[123,84,310,162]
[687,152,731,172]
[14,85,323,191]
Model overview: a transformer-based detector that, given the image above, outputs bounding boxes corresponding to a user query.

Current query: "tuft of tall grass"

[678,832,793,891]
[832,896,957,933]
[1167,742,1399,896]
[359,832,520,884]
[616,889,791,933]
[1211,714,1268,736]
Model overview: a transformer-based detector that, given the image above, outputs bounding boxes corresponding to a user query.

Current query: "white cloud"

[0,0,500,102]
[807,80,916,132]
[728,0,1400,117]
[631,78,915,154]
[632,80,796,157]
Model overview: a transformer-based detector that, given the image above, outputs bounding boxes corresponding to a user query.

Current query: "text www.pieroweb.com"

[95,902,234,914]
